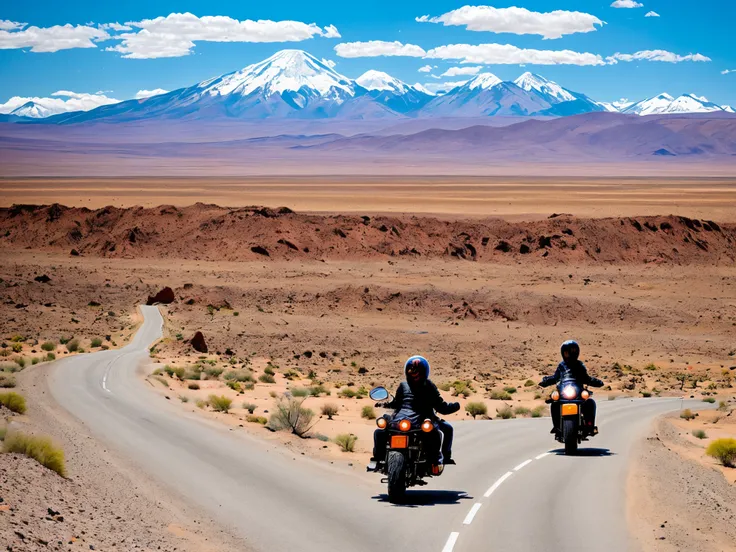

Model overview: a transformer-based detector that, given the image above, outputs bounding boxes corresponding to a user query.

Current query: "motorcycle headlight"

[561,385,578,400]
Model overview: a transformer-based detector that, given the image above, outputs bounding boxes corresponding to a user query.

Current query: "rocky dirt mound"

[1,203,734,265]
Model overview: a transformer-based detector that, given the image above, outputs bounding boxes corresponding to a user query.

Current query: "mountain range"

[2,50,733,124]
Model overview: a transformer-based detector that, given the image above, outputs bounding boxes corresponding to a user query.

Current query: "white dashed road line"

[484,471,513,498]
[442,451,552,551]
[463,503,482,525]
[442,532,460,552]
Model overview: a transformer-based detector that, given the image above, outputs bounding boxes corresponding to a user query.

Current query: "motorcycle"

[367,386,446,503]
[546,379,597,455]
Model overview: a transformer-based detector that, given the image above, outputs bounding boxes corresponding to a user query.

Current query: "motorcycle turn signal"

[581,389,590,400]
[421,419,433,433]
[376,417,388,429]
[551,390,560,401]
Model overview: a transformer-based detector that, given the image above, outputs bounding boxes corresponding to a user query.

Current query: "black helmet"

[561,340,580,362]
[404,355,430,384]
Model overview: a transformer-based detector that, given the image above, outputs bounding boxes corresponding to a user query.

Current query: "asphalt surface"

[48,306,699,552]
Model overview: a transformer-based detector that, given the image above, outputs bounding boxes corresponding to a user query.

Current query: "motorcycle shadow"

[550,447,614,457]
[372,490,472,508]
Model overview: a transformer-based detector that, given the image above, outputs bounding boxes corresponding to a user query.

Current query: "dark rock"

[251,245,270,257]
[277,239,298,251]
[494,241,511,253]
[70,249,79,256]
[146,287,175,305]
[88,301,101,307]
[190,331,208,353]
[334,229,347,238]
[34,274,51,283]
[519,244,531,254]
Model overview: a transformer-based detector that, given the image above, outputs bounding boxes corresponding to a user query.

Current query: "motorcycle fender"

[390,435,409,449]
[561,403,579,416]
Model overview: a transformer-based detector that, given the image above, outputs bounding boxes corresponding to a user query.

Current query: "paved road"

[49,306,697,552]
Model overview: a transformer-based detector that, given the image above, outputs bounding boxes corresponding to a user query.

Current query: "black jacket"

[540,360,604,388]
[384,380,460,424]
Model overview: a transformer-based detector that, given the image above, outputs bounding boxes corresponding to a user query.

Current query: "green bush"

[204,366,224,378]
[152,375,169,388]
[3,431,66,477]
[644,363,659,371]
[0,374,16,388]
[59,336,71,345]
[702,397,716,404]
[438,382,452,392]
[361,406,376,420]
[718,401,728,411]
[533,392,542,400]
[208,394,232,413]
[187,382,200,390]
[226,381,242,392]
[264,365,275,376]
[692,429,707,439]
[641,391,652,398]
[45,353,56,361]
[706,438,736,467]
[451,380,475,398]
[223,369,254,382]
[258,373,276,384]
[242,402,257,414]
[309,384,328,396]
[524,379,535,387]
[11,343,22,353]
[503,386,518,394]
[680,409,696,421]
[291,387,310,397]
[335,433,358,452]
[269,397,316,437]
[14,357,26,368]
[283,369,300,381]
[339,388,357,399]
[31,357,40,365]
[513,406,531,417]
[65,339,80,352]
[247,415,268,425]
[496,405,515,419]
[321,403,339,419]
[465,401,487,419]
[0,391,27,413]
[195,399,208,409]
[531,405,547,418]
[490,389,513,401]
[179,395,189,403]
[41,341,56,352]
[90,338,103,348]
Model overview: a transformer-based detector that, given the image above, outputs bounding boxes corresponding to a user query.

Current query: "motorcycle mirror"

[369,386,389,401]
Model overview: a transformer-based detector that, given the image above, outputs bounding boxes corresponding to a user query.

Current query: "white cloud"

[425,43,606,66]
[0,91,120,116]
[107,13,339,59]
[135,88,169,99]
[321,57,337,69]
[421,80,468,93]
[416,6,604,40]
[0,20,26,31]
[441,66,483,77]
[644,11,660,17]
[99,22,133,31]
[610,0,643,7]
[0,23,109,53]
[334,40,426,58]
[721,69,734,74]
[322,24,341,38]
[418,64,433,72]
[607,50,711,63]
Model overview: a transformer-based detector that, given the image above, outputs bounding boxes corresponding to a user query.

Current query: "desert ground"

[1,176,736,221]
[1,194,734,551]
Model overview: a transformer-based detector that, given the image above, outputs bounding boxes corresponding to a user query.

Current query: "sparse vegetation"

[339,387,357,399]
[269,397,316,437]
[706,438,736,468]
[247,415,268,425]
[291,387,310,397]
[44,353,56,361]
[451,380,475,398]
[195,399,208,409]
[702,397,716,403]
[641,391,652,398]
[490,389,513,401]
[187,382,200,390]
[531,405,547,418]
[264,364,275,376]
[321,403,339,419]
[11,343,22,353]
[14,357,26,368]
[503,386,518,394]
[680,409,696,421]
[496,405,515,419]
[208,394,232,413]
[152,375,169,388]
[335,433,358,452]
[718,401,728,411]
[692,429,707,439]
[309,384,328,396]
[514,406,531,417]
[178,395,189,403]
[361,405,376,420]
[65,339,80,352]
[242,402,257,414]
[644,363,658,371]
[90,337,103,348]
[465,401,488,419]
[41,341,56,351]
[0,374,16,388]
[0,391,26,413]
[224,369,253,382]
[205,366,224,378]
[3,431,66,477]
[524,379,535,387]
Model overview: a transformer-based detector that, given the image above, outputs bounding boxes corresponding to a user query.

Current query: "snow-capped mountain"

[355,70,433,113]
[622,92,728,115]
[10,101,56,119]
[421,73,552,117]
[7,49,733,123]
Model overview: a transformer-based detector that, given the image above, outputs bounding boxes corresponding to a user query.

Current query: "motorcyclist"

[370,355,460,468]
[540,340,604,435]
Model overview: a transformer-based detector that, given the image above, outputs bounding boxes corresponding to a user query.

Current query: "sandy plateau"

[1,201,735,551]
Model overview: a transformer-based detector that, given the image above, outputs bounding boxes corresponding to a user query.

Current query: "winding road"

[48,306,697,552]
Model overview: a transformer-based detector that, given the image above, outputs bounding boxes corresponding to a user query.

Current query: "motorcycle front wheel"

[387,450,407,503]
[562,418,578,455]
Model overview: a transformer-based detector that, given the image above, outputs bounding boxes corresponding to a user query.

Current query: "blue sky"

[0,0,734,108]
